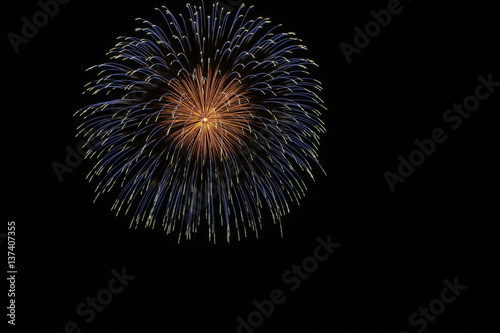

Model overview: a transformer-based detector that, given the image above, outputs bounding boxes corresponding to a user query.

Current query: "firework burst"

[75,2,326,243]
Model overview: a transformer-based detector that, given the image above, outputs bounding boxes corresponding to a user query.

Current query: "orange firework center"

[161,65,255,160]
[200,108,216,126]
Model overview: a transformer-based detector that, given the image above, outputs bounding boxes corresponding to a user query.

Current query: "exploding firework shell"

[75,2,326,243]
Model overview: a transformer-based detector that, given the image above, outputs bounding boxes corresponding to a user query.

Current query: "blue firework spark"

[75,2,326,243]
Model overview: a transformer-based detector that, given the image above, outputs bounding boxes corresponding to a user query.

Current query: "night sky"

[3,0,500,332]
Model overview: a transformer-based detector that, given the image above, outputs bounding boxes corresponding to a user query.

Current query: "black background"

[3,0,499,332]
